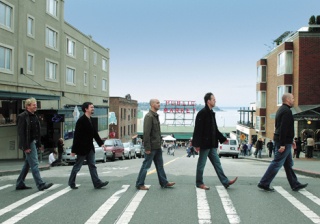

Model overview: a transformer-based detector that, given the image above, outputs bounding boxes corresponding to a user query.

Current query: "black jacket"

[72,114,104,156]
[192,105,226,149]
[273,104,294,146]
[17,110,41,150]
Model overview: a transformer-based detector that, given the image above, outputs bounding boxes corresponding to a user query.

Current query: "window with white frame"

[0,45,12,72]
[66,38,75,57]
[66,67,75,85]
[0,1,13,30]
[255,116,266,132]
[27,15,34,38]
[93,52,97,65]
[46,0,58,18]
[257,65,266,83]
[45,59,57,81]
[102,79,107,91]
[102,58,107,71]
[46,26,58,49]
[256,91,266,108]
[277,85,292,105]
[84,47,87,61]
[27,52,34,74]
[84,72,88,86]
[277,51,293,75]
[93,75,97,88]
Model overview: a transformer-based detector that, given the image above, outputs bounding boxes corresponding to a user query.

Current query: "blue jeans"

[196,148,229,187]
[16,141,45,190]
[68,149,102,188]
[259,142,300,188]
[136,149,168,187]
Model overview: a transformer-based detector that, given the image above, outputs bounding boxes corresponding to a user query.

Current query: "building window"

[102,79,107,91]
[93,75,97,88]
[0,45,12,72]
[257,65,266,83]
[255,116,266,132]
[46,26,58,49]
[256,91,266,108]
[0,100,17,126]
[277,85,292,105]
[0,1,13,31]
[84,72,88,86]
[27,15,34,38]
[66,67,75,85]
[84,47,87,61]
[277,51,293,75]
[66,37,75,57]
[46,0,58,18]
[93,52,97,65]
[27,52,34,74]
[45,59,57,81]
[102,58,107,71]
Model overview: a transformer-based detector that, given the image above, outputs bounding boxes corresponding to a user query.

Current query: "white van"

[218,138,239,159]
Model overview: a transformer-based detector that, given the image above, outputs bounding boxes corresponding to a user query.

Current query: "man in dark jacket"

[258,93,308,192]
[192,93,237,190]
[16,98,53,191]
[266,140,274,158]
[68,102,108,189]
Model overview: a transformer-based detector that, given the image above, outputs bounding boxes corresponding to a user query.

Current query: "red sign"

[165,100,195,106]
[163,108,196,114]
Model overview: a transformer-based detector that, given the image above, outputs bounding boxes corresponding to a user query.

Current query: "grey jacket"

[143,110,161,151]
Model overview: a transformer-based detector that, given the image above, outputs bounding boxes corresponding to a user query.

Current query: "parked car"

[134,144,145,158]
[104,139,125,161]
[123,142,136,159]
[62,146,76,164]
[218,138,240,158]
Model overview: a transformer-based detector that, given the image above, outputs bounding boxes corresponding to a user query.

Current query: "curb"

[0,165,51,177]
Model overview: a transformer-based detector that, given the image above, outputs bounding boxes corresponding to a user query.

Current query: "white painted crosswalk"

[1,184,320,224]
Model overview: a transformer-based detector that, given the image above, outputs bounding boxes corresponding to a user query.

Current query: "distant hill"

[138,102,221,111]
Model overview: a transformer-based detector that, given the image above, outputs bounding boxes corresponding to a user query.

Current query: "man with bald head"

[258,93,308,192]
[136,99,175,190]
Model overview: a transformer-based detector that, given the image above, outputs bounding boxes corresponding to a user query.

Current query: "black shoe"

[70,185,78,189]
[95,181,109,189]
[16,185,32,190]
[257,183,274,192]
[292,183,308,191]
[39,183,53,191]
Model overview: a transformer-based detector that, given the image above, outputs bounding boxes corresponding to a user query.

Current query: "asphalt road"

[1,148,319,224]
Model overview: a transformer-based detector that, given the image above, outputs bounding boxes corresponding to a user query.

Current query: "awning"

[292,105,320,121]
[0,91,60,100]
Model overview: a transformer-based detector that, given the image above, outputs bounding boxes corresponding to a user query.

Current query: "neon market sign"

[163,100,196,114]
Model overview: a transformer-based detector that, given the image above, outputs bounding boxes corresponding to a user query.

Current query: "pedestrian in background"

[16,98,53,191]
[255,138,263,158]
[68,102,109,190]
[295,137,302,159]
[192,92,237,190]
[242,143,248,156]
[57,138,64,162]
[267,140,274,158]
[306,135,314,158]
[258,93,308,192]
[136,99,175,190]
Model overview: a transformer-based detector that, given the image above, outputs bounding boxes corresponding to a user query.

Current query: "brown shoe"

[197,184,210,190]
[162,182,175,188]
[225,177,238,188]
[136,185,149,190]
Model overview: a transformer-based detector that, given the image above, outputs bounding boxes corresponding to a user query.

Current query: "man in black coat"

[192,92,237,190]
[68,102,108,189]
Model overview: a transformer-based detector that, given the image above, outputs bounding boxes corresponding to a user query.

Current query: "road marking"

[0,184,13,190]
[196,187,212,224]
[274,186,320,224]
[114,185,151,224]
[0,184,61,217]
[216,186,241,224]
[299,189,320,206]
[147,157,180,175]
[2,185,72,224]
[85,185,130,224]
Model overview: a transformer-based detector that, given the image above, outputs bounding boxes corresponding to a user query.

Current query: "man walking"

[266,140,274,158]
[16,98,53,191]
[68,102,108,189]
[192,92,237,190]
[258,93,308,192]
[136,99,175,190]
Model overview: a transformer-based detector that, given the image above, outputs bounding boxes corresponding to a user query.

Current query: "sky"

[64,0,318,107]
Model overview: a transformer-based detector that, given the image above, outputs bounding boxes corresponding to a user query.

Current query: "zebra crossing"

[1,184,320,224]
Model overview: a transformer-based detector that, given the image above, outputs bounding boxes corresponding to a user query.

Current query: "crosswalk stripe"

[2,185,73,224]
[85,185,130,224]
[114,185,151,224]
[196,187,212,224]
[216,186,241,224]
[0,184,61,217]
[274,186,320,224]
[0,184,13,190]
[299,189,320,206]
